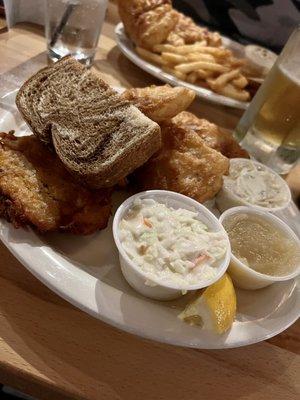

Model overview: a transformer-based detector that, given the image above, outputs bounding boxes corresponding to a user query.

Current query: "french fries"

[215,83,250,102]
[193,47,230,57]
[135,36,255,102]
[232,75,248,89]
[186,71,198,84]
[175,61,228,74]
[187,53,215,62]
[161,52,187,64]
[162,65,186,81]
[197,69,212,79]
[136,47,168,66]
[208,69,240,90]
[228,58,247,68]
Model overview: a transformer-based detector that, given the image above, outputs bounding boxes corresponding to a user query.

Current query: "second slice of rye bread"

[16,56,161,188]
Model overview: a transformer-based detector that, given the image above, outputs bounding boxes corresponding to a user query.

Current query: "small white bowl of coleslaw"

[216,158,291,213]
[113,190,231,300]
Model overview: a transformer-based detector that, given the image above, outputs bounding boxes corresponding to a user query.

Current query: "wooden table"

[0,12,299,400]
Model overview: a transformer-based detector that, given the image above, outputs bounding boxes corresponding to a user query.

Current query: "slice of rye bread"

[16,56,161,188]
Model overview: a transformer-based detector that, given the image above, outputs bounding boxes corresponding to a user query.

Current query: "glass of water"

[45,0,108,67]
[234,27,300,174]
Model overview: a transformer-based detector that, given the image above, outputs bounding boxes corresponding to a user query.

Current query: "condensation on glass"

[234,27,300,174]
[45,0,108,67]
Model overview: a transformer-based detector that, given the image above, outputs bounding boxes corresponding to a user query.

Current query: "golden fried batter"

[166,11,221,46]
[0,133,111,234]
[118,0,178,49]
[119,1,222,48]
[173,112,249,159]
[121,85,195,122]
[132,120,229,203]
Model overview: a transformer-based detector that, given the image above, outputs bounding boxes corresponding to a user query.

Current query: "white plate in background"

[0,89,299,349]
[115,23,250,110]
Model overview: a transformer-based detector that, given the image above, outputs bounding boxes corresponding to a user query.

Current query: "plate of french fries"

[115,23,258,110]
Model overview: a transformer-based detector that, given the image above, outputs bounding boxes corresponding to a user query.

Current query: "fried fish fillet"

[118,0,178,49]
[132,120,229,203]
[121,85,195,122]
[0,133,111,234]
[118,1,221,48]
[172,112,249,159]
[122,85,248,158]
[166,11,222,46]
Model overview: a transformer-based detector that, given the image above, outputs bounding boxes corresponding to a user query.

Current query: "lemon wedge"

[179,274,236,334]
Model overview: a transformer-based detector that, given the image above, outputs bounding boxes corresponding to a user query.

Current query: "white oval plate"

[115,23,250,110]
[0,89,299,349]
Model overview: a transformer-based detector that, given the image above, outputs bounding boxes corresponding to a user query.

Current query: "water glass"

[45,0,108,67]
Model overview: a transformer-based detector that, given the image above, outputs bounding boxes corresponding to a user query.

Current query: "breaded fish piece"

[132,121,229,203]
[173,112,249,159]
[166,11,222,46]
[118,0,178,49]
[121,85,195,122]
[118,1,221,48]
[0,133,111,234]
[122,86,247,158]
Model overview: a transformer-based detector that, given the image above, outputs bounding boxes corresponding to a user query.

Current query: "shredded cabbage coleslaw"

[119,198,227,287]
[223,160,289,208]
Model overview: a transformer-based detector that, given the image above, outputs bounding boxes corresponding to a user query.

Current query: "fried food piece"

[207,69,241,91]
[173,112,249,159]
[132,120,229,203]
[232,75,248,89]
[210,82,250,102]
[175,60,229,74]
[153,43,226,56]
[118,1,221,49]
[121,85,195,122]
[207,31,222,47]
[118,1,251,101]
[118,0,179,49]
[166,11,222,47]
[166,11,207,45]
[162,65,187,81]
[0,133,111,234]
[136,47,168,66]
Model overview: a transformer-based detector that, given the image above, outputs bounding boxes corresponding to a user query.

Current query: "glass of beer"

[234,27,300,174]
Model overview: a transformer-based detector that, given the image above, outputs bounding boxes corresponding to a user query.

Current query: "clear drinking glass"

[45,0,108,67]
[234,27,300,174]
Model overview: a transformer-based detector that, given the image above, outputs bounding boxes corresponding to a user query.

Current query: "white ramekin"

[113,190,231,300]
[219,206,300,290]
[216,158,291,213]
